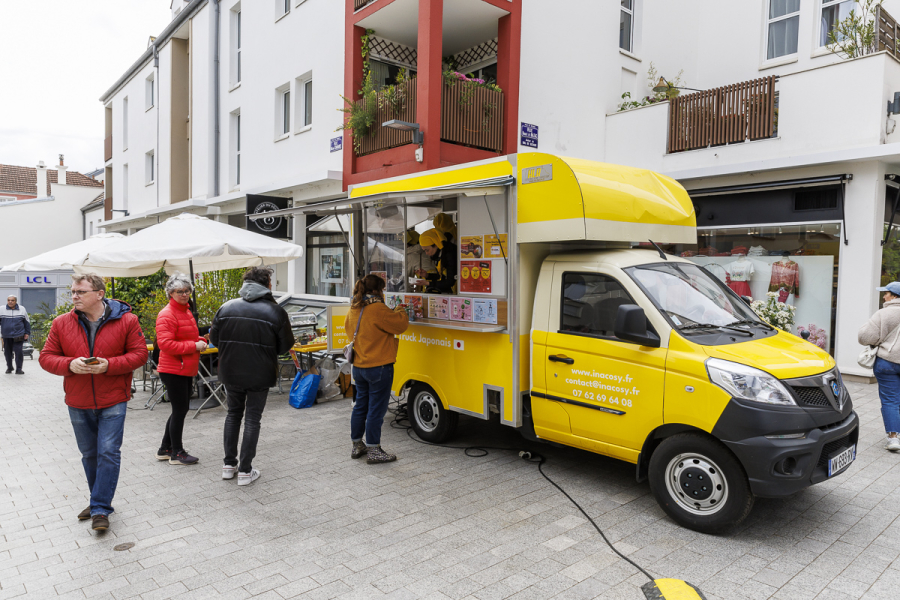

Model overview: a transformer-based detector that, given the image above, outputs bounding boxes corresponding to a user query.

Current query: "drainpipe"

[213,0,221,198]
[154,43,160,208]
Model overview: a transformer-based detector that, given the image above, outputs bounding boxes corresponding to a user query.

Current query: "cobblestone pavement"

[2,358,900,600]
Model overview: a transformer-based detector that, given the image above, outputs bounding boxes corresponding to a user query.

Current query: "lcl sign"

[26,276,52,284]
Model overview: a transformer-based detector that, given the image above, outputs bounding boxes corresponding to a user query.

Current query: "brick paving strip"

[1,358,899,599]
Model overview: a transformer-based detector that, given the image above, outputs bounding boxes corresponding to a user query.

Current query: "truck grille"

[791,386,831,407]
[817,434,853,468]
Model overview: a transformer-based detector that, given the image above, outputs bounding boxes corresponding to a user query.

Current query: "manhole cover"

[113,543,134,551]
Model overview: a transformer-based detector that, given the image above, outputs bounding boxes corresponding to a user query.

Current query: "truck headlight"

[706,358,796,406]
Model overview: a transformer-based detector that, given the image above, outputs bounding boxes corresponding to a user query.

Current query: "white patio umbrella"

[0,233,125,272]
[76,213,303,278]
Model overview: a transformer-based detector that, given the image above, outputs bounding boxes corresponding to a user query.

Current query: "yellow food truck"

[309,153,857,533]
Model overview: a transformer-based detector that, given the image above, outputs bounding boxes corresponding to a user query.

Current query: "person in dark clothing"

[416,228,458,294]
[209,266,294,486]
[1,295,30,374]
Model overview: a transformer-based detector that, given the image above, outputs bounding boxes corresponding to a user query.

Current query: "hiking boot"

[155,448,172,461]
[91,514,109,531]
[222,464,237,480]
[169,450,199,465]
[77,506,91,521]
[237,468,260,486]
[366,446,397,464]
[351,441,368,459]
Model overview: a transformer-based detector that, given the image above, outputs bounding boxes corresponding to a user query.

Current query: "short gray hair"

[71,273,105,293]
[165,272,193,297]
[6,295,16,301]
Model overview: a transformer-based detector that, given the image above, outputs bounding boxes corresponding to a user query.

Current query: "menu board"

[406,295,425,319]
[484,234,508,259]
[428,296,450,320]
[450,297,473,322]
[459,236,484,259]
[460,260,492,294]
[473,299,498,324]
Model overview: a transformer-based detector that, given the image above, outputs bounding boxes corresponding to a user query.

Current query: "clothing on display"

[769,259,799,302]
[727,258,754,297]
[731,246,748,256]
[704,263,729,284]
[748,245,767,257]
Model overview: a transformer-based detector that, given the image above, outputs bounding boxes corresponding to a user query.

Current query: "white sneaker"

[887,437,900,452]
[237,468,260,486]
[222,465,236,480]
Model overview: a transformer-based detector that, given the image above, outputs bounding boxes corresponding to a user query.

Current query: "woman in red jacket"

[155,273,207,465]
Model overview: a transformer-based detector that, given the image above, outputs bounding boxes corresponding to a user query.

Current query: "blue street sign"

[330,136,343,153]
[521,123,538,149]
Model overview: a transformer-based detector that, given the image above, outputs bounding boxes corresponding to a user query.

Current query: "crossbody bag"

[342,306,365,364]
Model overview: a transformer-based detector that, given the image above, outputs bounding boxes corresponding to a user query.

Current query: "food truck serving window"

[560,273,635,339]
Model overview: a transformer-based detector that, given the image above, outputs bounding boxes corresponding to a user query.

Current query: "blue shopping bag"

[289,371,320,409]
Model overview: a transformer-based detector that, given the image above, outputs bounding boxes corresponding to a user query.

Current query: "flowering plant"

[797,324,828,350]
[750,292,796,331]
[441,70,502,134]
[442,70,502,93]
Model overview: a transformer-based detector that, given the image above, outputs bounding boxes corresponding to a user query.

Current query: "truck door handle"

[549,354,574,364]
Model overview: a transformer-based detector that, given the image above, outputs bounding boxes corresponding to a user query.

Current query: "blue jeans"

[351,364,394,447]
[874,357,900,434]
[68,402,127,517]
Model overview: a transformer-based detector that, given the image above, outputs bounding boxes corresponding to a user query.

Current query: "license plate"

[828,444,856,477]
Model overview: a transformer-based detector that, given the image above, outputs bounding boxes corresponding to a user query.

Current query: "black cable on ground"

[390,395,654,583]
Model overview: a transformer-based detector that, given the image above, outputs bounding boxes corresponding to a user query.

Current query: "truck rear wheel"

[648,433,753,534]
[408,383,458,443]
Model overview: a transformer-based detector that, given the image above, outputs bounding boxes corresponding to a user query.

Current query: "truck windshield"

[628,263,765,331]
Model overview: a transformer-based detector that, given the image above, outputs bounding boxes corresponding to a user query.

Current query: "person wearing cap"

[405,229,434,288]
[859,281,900,452]
[416,228,457,294]
[433,213,457,245]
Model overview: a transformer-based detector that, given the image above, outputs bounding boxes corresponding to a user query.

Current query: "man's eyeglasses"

[172,289,192,296]
[70,289,100,297]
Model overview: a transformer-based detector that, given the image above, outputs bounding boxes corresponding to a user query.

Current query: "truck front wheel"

[408,383,458,443]
[648,433,753,534]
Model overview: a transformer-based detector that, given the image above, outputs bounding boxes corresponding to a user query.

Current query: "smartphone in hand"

[83,357,100,365]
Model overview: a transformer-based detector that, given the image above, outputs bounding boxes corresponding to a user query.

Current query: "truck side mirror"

[614,304,661,348]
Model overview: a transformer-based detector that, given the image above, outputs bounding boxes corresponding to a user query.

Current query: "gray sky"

[0,1,172,175]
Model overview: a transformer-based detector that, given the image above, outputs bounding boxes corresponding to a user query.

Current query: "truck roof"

[545,248,693,269]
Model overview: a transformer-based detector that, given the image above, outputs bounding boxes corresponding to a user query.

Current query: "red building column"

[496,6,521,156]
[417,0,443,171]
[343,2,365,190]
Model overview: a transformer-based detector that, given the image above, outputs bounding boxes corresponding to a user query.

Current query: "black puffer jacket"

[209,282,295,390]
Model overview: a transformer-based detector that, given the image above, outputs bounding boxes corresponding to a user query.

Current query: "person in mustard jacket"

[344,274,409,464]
[155,273,207,466]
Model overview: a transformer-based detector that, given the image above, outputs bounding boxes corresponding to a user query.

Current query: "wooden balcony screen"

[441,84,503,154]
[875,4,899,56]
[667,76,777,154]
[104,134,113,162]
[355,78,418,157]
[104,195,112,221]
[354,0,373,11]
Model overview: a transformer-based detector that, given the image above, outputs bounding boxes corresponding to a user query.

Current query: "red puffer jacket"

[39,300,148,410]
[156,298,202,377]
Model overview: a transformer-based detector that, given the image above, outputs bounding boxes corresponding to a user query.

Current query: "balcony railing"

[667,75,776,154]
[353,79,504,157]
[104,134,113,162]
[441,83,504,154]
[354,0,373,11]
[876,5,900,57]
[355,78,419,157]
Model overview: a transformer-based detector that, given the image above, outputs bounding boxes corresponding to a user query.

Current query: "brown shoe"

[91,514,109,531]
[366,446,397,464]
[351,441,368,459]
[78,506,91,521]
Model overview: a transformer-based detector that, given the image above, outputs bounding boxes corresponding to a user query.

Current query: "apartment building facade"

[99,0,345,293]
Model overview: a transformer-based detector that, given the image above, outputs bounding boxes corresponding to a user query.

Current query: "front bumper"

[711,379,858,498]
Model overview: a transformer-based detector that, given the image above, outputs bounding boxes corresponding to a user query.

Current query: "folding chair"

[145,381,168,411]
[192,366,226,419]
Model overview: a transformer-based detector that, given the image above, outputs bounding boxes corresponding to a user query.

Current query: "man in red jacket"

[39,273,148,532]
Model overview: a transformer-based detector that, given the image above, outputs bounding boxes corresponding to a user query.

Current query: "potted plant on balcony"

[441,70,503,152]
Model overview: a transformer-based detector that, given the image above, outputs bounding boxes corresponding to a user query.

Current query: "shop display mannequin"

[727,254,754,297]
[769,251,800,302]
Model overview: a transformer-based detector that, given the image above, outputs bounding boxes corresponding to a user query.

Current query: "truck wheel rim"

[414,391,440,432]
[664,452,728,516]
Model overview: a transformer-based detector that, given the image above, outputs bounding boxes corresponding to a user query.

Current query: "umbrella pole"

[111,277,116,299]
[189,259,199,321]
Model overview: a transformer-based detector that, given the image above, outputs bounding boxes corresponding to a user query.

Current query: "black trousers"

[223,385,268,473]
[2,338,23,371]
[158,372,193,453]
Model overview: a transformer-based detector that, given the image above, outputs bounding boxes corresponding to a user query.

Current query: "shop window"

[560,272,635,338]
[307,214,352,298]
